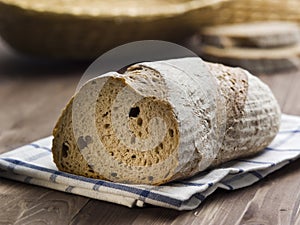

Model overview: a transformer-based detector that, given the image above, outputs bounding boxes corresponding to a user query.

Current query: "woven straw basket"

[0,0,299,60]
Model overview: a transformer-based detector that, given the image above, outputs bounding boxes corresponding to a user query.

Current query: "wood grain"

[0,40,88,153]
[0,38,300,225]
[0,178,89,225]
[259,71,300,116]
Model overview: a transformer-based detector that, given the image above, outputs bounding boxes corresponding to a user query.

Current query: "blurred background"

[1,0,300,64]
[1,0,300,151]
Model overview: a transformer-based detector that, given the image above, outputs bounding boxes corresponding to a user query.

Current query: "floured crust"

[208,63,281,166]
[206,62,249,118]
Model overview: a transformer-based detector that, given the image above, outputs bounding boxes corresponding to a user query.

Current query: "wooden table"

[0,38,300,225]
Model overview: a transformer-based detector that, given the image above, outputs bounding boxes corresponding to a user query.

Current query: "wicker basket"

[0,0,299,60]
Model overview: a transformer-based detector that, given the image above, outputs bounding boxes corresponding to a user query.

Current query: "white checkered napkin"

[0,114,300,210]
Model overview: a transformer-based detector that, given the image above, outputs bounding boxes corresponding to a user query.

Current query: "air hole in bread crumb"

[159,143,164,149]
[104,124,110,128]
[137,118,143,126]
[152,77,159,83]
[155,147,159,154]
[88,165,94,172]
[62,142,69,158]
[138,132,142,137]
[169,129,174,137]
[131,155,136,159]
[129,107,140,117]
[109,151,114,156]
[129,66,143,72]
[102,112,109,117]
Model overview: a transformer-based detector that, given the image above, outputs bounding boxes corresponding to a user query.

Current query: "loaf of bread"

[199,44,300,74]
[194,21,300,74]
[200,21,300,48]
[52,58,281,185]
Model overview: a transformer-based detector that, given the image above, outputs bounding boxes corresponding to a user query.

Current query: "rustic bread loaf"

[200,21,300,49]
[52,58,281,185]
[199,44,300,74]
[194,21,300,74]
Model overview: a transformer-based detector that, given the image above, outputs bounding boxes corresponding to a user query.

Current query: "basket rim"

[0,0,228,19]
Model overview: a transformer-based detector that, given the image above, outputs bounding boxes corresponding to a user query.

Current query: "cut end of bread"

[95,77,179,168]
[53,67,181,185]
